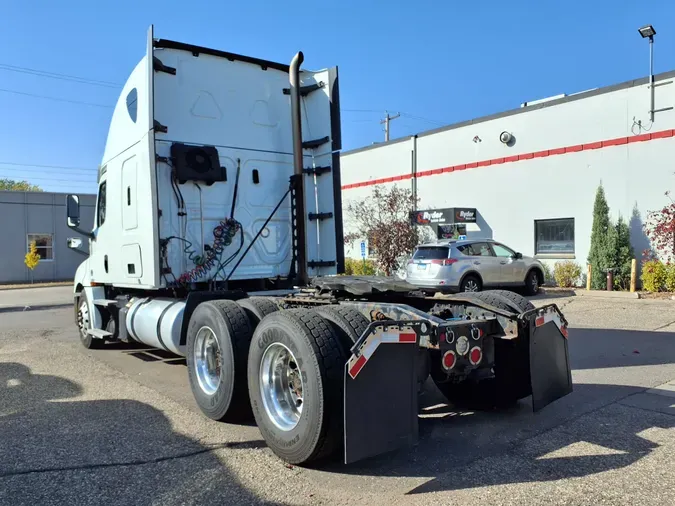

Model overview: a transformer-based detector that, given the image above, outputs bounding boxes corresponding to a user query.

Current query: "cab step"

[93,299,118,307]
[87,328,113,339]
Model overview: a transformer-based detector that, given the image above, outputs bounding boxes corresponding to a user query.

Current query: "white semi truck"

[66,26,573,465]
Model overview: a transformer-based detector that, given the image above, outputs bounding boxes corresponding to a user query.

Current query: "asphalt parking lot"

[1,292,674,505]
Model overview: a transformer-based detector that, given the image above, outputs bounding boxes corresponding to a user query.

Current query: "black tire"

[432,290,531,409]
[238,297,280,327]
[186,300,253,423]
[487,290,535,312]
[248,309,347,465]
[75,292,104,350]
[467,290,533,313]
[524,269,541,296]
[459,274,482,293]
[312,304,369,347]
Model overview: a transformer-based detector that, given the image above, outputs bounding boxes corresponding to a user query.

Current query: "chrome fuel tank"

[126,297,186,356]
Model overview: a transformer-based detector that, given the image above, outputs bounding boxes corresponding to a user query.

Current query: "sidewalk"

[0,285,73,313]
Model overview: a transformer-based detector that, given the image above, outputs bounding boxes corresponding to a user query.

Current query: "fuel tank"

[126,297,187,356]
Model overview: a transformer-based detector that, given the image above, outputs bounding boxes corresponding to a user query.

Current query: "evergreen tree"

[614,215,635,289]
[588,184,614,289]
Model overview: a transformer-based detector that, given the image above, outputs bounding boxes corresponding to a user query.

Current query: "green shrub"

[665,264,675,292]
[541,263,554,285]
[344,258,377,276]
[641,260,667,292]
[553,260,582,288]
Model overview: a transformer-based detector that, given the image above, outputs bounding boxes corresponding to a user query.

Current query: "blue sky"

[1,1,673,193]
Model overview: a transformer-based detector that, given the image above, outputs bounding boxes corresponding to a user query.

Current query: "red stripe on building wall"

[341,128,675,190]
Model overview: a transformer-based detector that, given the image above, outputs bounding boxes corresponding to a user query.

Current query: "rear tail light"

[442,351,456,370]
[469,346,483,366]
[430,258,457,266]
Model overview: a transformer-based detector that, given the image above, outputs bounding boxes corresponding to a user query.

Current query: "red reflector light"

[469,347,482,366]
[442,351,456,370]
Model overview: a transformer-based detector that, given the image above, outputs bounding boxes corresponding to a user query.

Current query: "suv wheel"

[460,274,482,293]
[524,270,540,295]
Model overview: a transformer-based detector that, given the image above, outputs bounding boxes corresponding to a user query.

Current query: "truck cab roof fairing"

[100,56,152,168]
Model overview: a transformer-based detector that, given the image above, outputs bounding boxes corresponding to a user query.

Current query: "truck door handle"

[473,261,480,265]
[500,261,507,264]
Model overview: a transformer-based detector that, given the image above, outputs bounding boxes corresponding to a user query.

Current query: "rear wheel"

[248,309,347,465]
[487,290,535,312]
[238,297,280,328]
[186,300,253,423]
[459,274,482,293]
[311,305,369,349]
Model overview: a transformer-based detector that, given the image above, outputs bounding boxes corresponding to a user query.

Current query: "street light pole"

[649,33,654,122]
[638,24,656,122]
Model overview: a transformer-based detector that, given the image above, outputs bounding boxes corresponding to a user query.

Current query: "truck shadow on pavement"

[0,362,274,506]
[330,326,675,494]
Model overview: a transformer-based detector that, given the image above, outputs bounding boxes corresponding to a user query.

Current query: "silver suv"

[406,238,544,295]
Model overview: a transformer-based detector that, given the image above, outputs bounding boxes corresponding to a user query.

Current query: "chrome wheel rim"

[464,280,479,292]
[260,343,304,431]
[531,275,539,292]
[194,326,222,396]
[77,299,90,338]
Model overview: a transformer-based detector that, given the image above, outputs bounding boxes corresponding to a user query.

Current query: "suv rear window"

[413,246,449,260]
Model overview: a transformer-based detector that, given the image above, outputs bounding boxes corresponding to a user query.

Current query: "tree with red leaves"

[644,190,675,262]
[344,186,425,276]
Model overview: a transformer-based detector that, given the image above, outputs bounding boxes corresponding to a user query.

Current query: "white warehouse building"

[340,70,675,275]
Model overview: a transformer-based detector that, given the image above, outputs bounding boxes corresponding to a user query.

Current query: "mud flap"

[529,317,573,412]
[343,324,420,464]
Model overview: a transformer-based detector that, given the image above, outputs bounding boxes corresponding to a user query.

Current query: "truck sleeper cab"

[67,27,573,466]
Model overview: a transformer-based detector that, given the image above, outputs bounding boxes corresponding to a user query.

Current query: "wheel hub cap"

[77,300,90,337]
[260,343,304,431]
[194,326,222,396]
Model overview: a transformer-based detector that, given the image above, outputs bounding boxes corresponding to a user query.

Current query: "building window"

[126,88,138,123]
[27,234,53,261]
[535,218,575,255]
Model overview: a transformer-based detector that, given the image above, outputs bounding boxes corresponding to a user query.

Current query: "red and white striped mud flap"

[535,309,569,338]
[347,326,417,379]
[344,323,420,464]
[529,306,573,412]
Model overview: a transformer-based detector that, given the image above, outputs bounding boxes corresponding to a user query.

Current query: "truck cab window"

[97,181,107,227]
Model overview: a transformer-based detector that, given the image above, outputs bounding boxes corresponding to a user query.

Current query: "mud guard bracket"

[343,322,421,464]
[529,308,573,412]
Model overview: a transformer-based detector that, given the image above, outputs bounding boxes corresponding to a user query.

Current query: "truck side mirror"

[513,252,523,260]
[66,194,80,227]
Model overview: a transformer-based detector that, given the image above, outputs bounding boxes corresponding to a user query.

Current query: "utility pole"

[380,112,400,142]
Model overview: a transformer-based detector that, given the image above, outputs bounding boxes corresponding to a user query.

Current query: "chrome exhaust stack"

[289,51,308,286]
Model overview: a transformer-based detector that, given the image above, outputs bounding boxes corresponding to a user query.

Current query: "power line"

[0,63,122,88]
[0,87,114,108]
[0,175,95,183]
[399,112,445,126]
[0,167,97,177]
[0,162,96,172]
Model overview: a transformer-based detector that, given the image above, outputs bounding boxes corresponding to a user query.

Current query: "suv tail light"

[431,258,457,266]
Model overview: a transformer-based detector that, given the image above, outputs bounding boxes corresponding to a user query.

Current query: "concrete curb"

[0,281,73,291]
[538,287,670,300]
[0,303,72,314]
